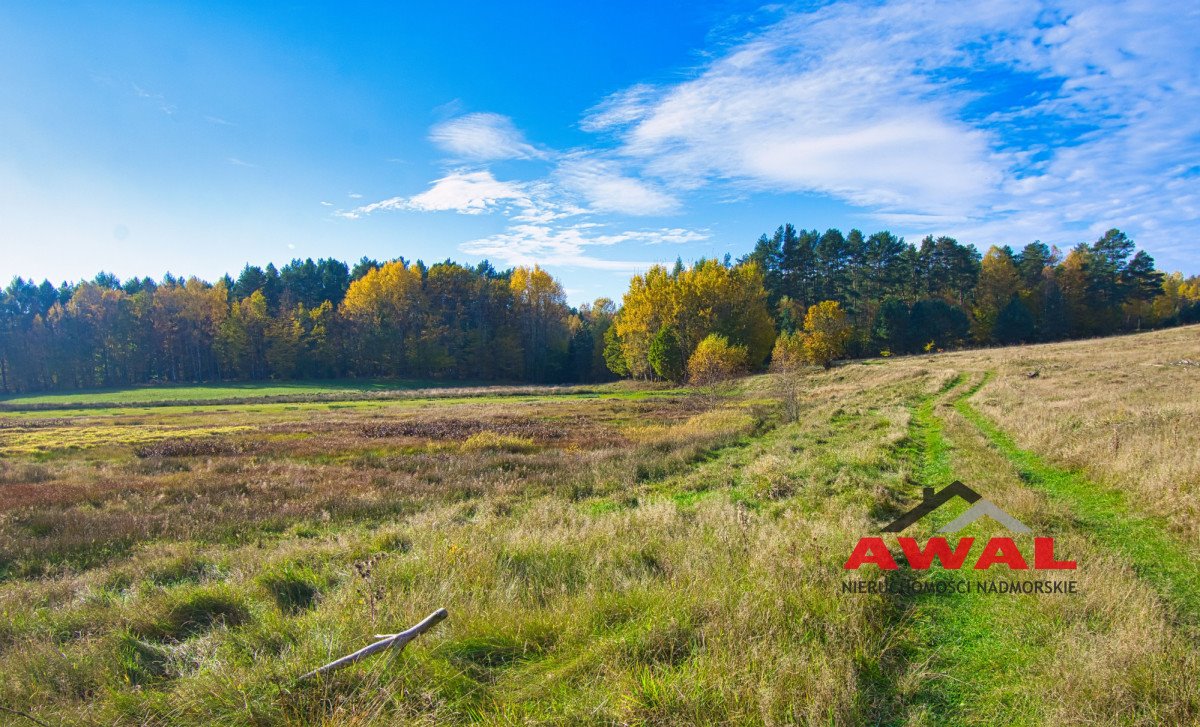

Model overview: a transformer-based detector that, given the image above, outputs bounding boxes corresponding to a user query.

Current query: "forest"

[1,227,1197,392]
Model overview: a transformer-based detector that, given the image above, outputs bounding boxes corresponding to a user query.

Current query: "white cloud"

[460,224,706,271]
[343,1,1200,274]
[554,156,679,215]
[600,3,1019,216]
[581,84,659,132]
[958,0,1200,263]
[132,83,177,115]
[338,170,529,218]
[587,0,1200,267]
[429,113,545,161]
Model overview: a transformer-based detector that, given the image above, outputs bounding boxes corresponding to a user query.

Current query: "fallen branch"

[299,608,448,681]
[0,706,54,727]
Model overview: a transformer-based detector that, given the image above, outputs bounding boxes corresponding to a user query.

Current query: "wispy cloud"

[132,82,177,116]
[460,224,706,271]
[342,0,1200,274]
[591,3,1018,216]
[554,155,679,215]
[429,112,546,161]
[340,164,691,267]
[587,0,1200,263]
[581,84,659,133]
[226,157,257,168]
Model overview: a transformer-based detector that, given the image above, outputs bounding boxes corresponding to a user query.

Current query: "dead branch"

[0,706,54,727]
[299,608,448,681]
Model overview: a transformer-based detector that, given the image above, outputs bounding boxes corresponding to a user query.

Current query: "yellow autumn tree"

[610,260,775,378]
[612,265,677,379]
[340,260,425,374]
[1056,247,1090,336]
[509,265,570,381]
[1152,272,1200,323]
[972,246,1021,342]
[341,260,423,326]
[801,300,851,369]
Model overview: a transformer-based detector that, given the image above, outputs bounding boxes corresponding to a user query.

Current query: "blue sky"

[2,1,1198,304]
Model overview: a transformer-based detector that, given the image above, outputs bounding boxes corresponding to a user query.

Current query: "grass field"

[1,326,1198,725]
[0,378,443,407]
[0,379,667,411]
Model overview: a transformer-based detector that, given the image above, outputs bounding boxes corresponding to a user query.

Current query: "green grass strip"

[885,372,1062,725]
[867,374,1026,726]
[955,374,1200,621]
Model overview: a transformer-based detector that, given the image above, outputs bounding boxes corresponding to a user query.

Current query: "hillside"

[0,325,1197,724]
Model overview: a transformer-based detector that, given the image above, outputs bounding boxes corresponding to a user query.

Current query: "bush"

[687,334,749,386]
[770,330,806,372]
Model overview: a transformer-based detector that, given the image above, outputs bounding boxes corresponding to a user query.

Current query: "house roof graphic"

[882,481,1030,534]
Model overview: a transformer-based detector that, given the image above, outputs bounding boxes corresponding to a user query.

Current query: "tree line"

[1,227,1197,392]
[0,257,617,392]
[605,226,1199,380]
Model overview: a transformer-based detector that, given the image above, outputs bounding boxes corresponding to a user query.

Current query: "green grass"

[957,375,1200,620]
[0,377,686,410]
[0,378,430,405]
[879,374,1072,726]
[0,386,684,421]
[0,370,926,724]
[882,371,1200,725]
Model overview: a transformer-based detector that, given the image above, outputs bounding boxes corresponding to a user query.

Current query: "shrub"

[687,334,749,386]
[769,330,810,421]
[770,330,806,372]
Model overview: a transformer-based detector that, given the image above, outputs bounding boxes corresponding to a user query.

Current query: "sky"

[2,0,1198,304]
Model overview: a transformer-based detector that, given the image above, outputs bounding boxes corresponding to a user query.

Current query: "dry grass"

[940,326,1200,535]
[0,326,1198,724]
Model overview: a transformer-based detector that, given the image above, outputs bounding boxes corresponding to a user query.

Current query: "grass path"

[859,378,960,724]
[879,374,1051,725]
[871,369,1200,726]
[957,373,1200,623]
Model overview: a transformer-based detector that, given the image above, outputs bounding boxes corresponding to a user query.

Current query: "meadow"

[0,326,1198,725]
